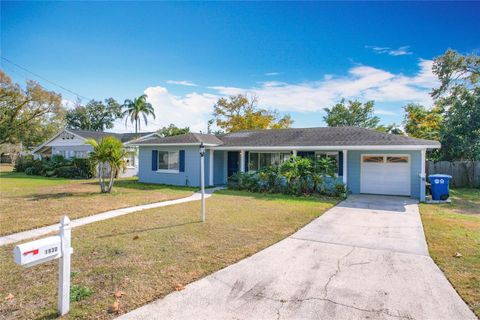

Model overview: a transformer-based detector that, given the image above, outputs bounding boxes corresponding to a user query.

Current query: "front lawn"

[420,188,480,317]
[0,168,195,235]
[0,190,337,319]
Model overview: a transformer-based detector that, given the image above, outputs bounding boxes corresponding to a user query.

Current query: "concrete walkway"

[0,188,221,247]
[118,195,476,320]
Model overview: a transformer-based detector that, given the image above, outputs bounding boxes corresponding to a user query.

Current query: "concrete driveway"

[118,195,476,320]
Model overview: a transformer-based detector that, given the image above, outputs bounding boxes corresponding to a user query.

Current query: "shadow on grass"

[26,192,101,201]
[97,220,202,239]
[216,189,339,204]
[84,178,199,192]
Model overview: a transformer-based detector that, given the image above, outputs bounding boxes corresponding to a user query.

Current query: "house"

[31,128,154,177]
[128,127,440,201]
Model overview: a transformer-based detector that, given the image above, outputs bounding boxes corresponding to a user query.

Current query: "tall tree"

[157,123,190,137]
[0,70,66,148]
[213,94,292,133]
[66,98,122,131]
[85,136,129,193]
[403,104,443,141]
[122,94,156,134]
[323,99,380,128]
[431,49,480,162]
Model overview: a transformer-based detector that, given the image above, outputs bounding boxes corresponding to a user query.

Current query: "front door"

[227,151,239,177]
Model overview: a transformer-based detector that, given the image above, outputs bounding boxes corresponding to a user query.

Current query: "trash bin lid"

[429,174,452,179]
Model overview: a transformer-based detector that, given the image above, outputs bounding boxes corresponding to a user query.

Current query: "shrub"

[70,284,93,302]
[13,155,35,172]
[55,166,81,178]
[228,155,348,198]
[71,158,95,179]
[24,160,47,176]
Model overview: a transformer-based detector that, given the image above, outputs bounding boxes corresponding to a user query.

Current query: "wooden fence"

[426,161,480,188]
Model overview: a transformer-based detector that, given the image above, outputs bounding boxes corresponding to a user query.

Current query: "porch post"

[292,150,297,157]
[420,149,426,202]
[342,149,348,185]
[209,149,214,186]
[239,150,245,173]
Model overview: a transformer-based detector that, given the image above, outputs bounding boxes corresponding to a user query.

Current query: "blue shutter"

[152,150,158,171]
[179,150,185,172]
[244,151,249,172]
[338,151,343,177]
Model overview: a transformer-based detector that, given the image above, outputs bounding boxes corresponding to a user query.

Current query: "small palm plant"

[122,94,156,134]
[85,136,129,193]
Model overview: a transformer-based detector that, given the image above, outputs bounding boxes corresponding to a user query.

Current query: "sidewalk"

[0,188,221,247]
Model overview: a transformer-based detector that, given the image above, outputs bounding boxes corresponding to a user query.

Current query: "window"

[74,151,87,159]
[363,156,384,163]
[387,156,408,163]
[248,152,291,171]
[158,151,179,171]
[124,148,136,167]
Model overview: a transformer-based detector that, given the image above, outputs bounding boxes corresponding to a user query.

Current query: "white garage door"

[360,155,411,196]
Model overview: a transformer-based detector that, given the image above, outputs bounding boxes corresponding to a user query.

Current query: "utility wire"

[1,56,92,101]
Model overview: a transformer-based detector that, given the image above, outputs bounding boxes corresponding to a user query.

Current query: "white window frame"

[157,150,180,174]
[124,148,136,168]
[247,151,291,172]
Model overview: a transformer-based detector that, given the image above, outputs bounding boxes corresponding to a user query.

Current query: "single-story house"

[128,127,440,201]
[32,128,154,177]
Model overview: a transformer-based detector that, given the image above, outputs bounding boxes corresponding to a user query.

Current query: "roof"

[131,127,440,148]
[134,133,224,145]
[67,129,154,143]
[218,127,440,147]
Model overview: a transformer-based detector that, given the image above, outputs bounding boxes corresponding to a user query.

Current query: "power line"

[1,56,92,101]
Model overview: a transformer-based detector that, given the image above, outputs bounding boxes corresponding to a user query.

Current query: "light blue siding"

[139,146,210,187]
[213,151,226,185]
[347,150,421,199]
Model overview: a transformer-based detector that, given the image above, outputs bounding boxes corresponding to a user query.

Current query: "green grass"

[0,168,195,235]
[420,188,480,317]
[0,190,337,319]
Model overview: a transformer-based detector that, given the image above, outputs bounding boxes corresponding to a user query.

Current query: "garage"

[360,154,411,196]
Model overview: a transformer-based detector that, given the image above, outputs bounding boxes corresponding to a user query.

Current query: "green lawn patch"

[0,190,337,319]
[420,188,480,317]
[0,169,195,235]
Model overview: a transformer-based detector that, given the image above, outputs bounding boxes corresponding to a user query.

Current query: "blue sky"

[1,1,479,132]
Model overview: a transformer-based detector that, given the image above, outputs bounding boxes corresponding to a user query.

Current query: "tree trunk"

[106,165,115,193]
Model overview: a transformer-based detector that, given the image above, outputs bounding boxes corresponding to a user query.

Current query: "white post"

[239,150,245,173]
[420,149,426,202]
[292,150,297,157]
[209,149,214,186]
[200,151,205,223]
[58,216,72,316]
[342,149,348,185]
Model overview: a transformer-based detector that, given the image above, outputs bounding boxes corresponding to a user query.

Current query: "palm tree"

[122,94,156,134]
[85,137,129,193]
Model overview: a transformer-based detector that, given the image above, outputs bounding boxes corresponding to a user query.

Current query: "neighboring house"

[128,127,440,201]
[31,128,154,177]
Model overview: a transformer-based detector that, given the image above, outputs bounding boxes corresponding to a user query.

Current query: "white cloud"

[366,45,413,56]
[113,59,438,133]
[166,80,198,87]
[210,59,438,112]
[113,86,218,133]
[375,109,398,116]
[265,72,280,76]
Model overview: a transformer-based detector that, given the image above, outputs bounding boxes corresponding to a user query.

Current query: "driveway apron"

[118,195,476,320]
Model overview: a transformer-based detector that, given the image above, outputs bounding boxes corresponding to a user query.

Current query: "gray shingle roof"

[218,127,440,147]
[132,127,440,148]
[134,133,223,145]
[68,129,154,143]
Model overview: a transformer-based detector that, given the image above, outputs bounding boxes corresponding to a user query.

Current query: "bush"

[15,155,95,179]
[228,156,348,198]
[71,158,95,179]
[55,165,82,178]
[13,155,35,172]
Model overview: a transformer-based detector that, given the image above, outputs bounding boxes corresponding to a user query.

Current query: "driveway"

[118,195,476,320]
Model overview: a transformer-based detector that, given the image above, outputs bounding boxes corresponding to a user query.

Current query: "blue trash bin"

[429,174,452,200]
